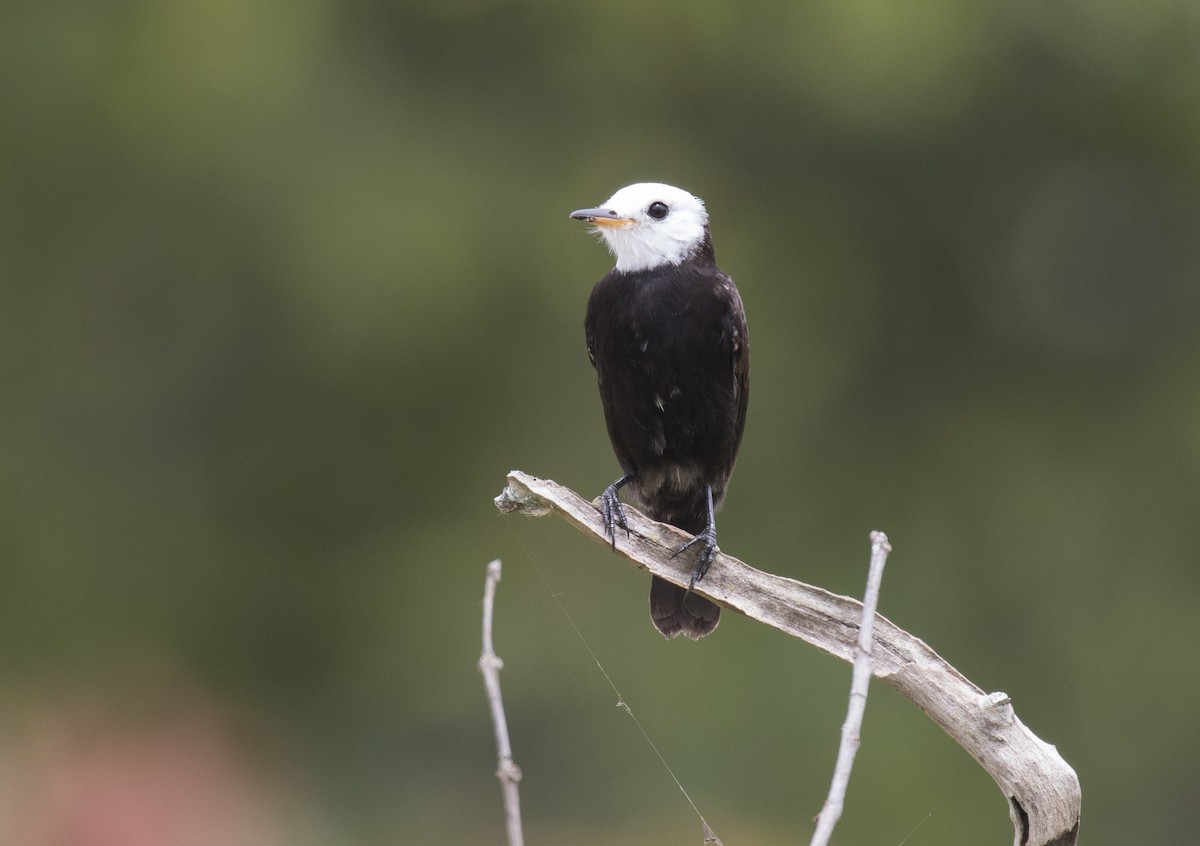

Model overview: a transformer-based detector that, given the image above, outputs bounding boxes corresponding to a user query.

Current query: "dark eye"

[647,201,669,220]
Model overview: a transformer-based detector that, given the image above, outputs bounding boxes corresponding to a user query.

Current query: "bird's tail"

[650,575,720,640]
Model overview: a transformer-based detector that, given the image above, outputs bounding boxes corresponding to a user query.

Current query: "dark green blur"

[2,2,1198,843]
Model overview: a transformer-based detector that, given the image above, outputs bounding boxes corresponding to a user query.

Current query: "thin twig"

[479,559,524,846]
[809,531,892,846]
[496,471,1080,846]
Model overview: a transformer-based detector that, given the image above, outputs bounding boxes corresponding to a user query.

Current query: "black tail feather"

[649,575,720,640]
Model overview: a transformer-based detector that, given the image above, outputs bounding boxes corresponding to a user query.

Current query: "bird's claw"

[599,484,630,549]
[672,526,718,589]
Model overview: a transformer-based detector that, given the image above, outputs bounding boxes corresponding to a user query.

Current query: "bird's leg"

[599,474,632,549]
[672,484,718,589]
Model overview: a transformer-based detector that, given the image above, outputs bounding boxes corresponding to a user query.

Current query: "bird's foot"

[672,525,718,589]
[599,482,630,549]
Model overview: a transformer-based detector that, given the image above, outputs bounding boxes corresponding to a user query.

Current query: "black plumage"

[573,184,749,639]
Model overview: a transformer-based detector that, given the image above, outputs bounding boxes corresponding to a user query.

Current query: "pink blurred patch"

[3,697,287,846]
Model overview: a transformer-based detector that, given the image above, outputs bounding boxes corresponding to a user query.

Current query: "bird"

[570,182,750,640]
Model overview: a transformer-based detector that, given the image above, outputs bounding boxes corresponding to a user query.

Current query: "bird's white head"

[570,182,709,273]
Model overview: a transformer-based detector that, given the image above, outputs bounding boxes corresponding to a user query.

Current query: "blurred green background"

[3,1,1199,843]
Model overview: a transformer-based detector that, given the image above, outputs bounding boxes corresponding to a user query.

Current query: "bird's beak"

[569,207,635,228]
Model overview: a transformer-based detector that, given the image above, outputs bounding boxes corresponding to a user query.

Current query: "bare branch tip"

[869,530,892,553]
[495,475,552,517]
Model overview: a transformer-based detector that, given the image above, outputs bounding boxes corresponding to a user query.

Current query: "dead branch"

[495,470,1080,846]
[809,530,892,846]
[479,559,524,846]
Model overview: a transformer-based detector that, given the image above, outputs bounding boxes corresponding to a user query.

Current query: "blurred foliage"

[2,1,1200,843]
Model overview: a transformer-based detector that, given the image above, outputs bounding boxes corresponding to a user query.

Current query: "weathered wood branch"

[809,530,891,846]
[495,470,1080,846]
[478,559,524,846]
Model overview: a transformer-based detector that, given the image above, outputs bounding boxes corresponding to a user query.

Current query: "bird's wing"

[726,279,750,440]
[585,314,598,371]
